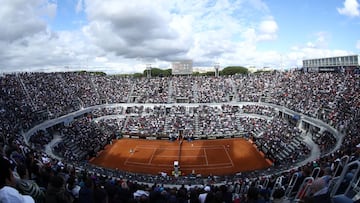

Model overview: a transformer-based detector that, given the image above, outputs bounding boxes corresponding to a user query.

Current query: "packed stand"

[60,72,101,107]
[242,105,277,117]
[254,118,310,167]
[92,76,133,103]
[29,130,53,150]
[170,76,197,102]
[131,77,170,103]
[2,71,360,202]
[19,72,81,118]
[53,117,119,162]
[196,76,235,103]
[311,130,337,155]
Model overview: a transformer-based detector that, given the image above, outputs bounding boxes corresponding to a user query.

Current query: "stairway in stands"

[192,81,199,103]
[127,83,135,103]
[89,76,102,103]
[17,74,37,110]
[168,79,173,103]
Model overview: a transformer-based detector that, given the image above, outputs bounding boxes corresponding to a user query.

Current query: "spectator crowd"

[1,70,360,202]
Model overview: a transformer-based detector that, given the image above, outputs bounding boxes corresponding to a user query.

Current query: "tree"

[76,70,106,76]
[192,72,201,76]
[192,71,216,76]
[143,68,172,77]
[163,69,172,76]
[221,66,249,75]
[133,73,144,78]
[204,71,215,76]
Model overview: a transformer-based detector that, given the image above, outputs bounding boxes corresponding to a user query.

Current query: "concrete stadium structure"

[302,54,360,72]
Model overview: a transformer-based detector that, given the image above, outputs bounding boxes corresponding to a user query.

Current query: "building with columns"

[302,55,359,72]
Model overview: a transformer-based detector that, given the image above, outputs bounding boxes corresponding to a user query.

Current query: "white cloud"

[0,29,104,73]
[356,40,360,49]
[288,47,353,68]
[315,32,330,48]
[257,21,278,41]
[1,0,284,73]
[306,42,316,48]
[337,0,360,17]
[83,0,192,61]
[0,0,357,74]
[301,32,330,50]
[258,19,278,34]
[76,0,84,13]
[0,0,55,42]
[248,0,269,12]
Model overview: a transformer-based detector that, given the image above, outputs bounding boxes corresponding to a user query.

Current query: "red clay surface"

[90,138,272,176]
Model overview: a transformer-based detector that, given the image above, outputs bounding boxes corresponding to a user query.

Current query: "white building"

[302,55,359,72]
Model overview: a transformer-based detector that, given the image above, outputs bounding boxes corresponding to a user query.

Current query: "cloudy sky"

[0,0,359,74]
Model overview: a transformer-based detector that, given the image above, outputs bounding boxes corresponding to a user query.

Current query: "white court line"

[136,145,179,149]
[135,145,224,150]
[148,148,156,165]
[223,145,234,167]
[125,161,233,168]
[125,162,174,167]
[156,155,206,158]
[181,165,234,169]
[124,145,139,165]
[182,146,224,150]
[125,144,233,169]
[204,148,209,165]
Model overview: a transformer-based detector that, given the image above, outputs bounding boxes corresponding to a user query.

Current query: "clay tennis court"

[90,138,272,176]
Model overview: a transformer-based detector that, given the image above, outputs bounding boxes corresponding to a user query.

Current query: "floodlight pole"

[214,62,220,77]
[146,64,151,78]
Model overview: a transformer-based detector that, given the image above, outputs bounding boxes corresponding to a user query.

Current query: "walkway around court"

[33,101,342,182]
